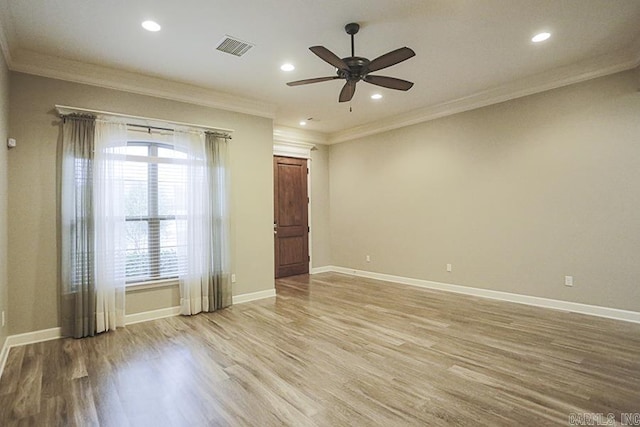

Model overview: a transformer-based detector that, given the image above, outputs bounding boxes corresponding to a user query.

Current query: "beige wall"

[5,65,639,336]
[126,285,181,315]
[0,49,9,347]
[8,72,274,334]
[311,144,331,268]
[329,69,640,312]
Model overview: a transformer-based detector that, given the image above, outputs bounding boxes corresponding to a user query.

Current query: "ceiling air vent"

[215,35,254,57]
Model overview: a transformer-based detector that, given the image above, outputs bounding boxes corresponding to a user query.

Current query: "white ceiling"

[1,0,639,141]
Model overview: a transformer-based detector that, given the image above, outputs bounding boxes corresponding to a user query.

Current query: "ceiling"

[1,0,639,142]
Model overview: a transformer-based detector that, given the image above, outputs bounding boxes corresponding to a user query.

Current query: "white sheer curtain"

[175,130,208,314]
[93,121,128,332]
[176,130,232,315]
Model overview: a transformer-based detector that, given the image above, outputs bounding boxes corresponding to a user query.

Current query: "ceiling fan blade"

[286,76,340,86]
[364,75,414,91]
[339,80,356,103]
[367,47,416,73]
[309,46,349,71]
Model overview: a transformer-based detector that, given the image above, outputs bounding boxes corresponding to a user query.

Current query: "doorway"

[274,156,309,278]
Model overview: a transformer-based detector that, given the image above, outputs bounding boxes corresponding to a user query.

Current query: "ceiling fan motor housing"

[338,57,370,81]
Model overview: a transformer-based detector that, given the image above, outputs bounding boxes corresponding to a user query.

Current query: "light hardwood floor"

[1,272,639,426]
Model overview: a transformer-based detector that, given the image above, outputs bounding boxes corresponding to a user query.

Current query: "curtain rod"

[62,119,232,139]
[126,123,231,139]
[55,105,234,138]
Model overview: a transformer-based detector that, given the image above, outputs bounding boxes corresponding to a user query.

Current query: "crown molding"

[2,6,639,141]
[273,141,315,159]
[273,125,328,145]
[0,30,10,70]
[0,0,14,67]
[10,49,276,119]
[328,46,640,144]
[632,36,640,69]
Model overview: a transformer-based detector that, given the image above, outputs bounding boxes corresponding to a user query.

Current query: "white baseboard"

[0,288,277,380]
[125,288,278,323]
[5,327,63,347]
[322,266,640,324]
[232,288,276,304]
[0,327,62,380]
[0,338,7,381]
[310,266,334,274]
[124,306,181,325]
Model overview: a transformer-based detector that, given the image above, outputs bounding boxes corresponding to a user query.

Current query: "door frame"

[273,140,315,274]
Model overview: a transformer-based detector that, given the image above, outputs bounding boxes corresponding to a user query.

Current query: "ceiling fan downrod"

[345,22,360,57]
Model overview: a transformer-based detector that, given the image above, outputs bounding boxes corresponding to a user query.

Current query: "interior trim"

[0,6,12,66]
[126,279,180,292]
[10,48,276,119]
[310,266,334,274]
[273,125,327,145]
[312,266,640,324]
[232,288,277,304]
[1,18,639,143]
[273,141,315,159]
[0,327,62,380]
[0,340,8,380]
[328,46,640,144]
[124,306,182,325]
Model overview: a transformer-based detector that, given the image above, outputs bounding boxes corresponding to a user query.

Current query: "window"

[60,115,232,328]
[124,139,188,283]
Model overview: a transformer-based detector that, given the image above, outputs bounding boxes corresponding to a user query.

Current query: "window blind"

[124,142,188,283]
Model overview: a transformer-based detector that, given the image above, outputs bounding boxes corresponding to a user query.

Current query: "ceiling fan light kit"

[287,22,416,103]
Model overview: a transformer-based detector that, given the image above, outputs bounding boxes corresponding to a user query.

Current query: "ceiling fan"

[287,23,416,103]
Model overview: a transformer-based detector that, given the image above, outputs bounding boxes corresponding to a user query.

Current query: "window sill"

[126,278,179,291]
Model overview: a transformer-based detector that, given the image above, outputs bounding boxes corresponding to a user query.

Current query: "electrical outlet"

[231,274,236,283]
[565,276,573,287]
[1,310,5,327]
[446,264,452,272]
[366,255,371,262]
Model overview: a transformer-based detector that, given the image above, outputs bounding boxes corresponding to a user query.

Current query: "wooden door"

[274,156,309,278]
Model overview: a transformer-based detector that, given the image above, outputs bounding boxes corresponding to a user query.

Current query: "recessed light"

[299,121,307,126]
[371,93,383,100]
[142,20,161,32]
[281,63,295,72]
[532,32,551,43]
